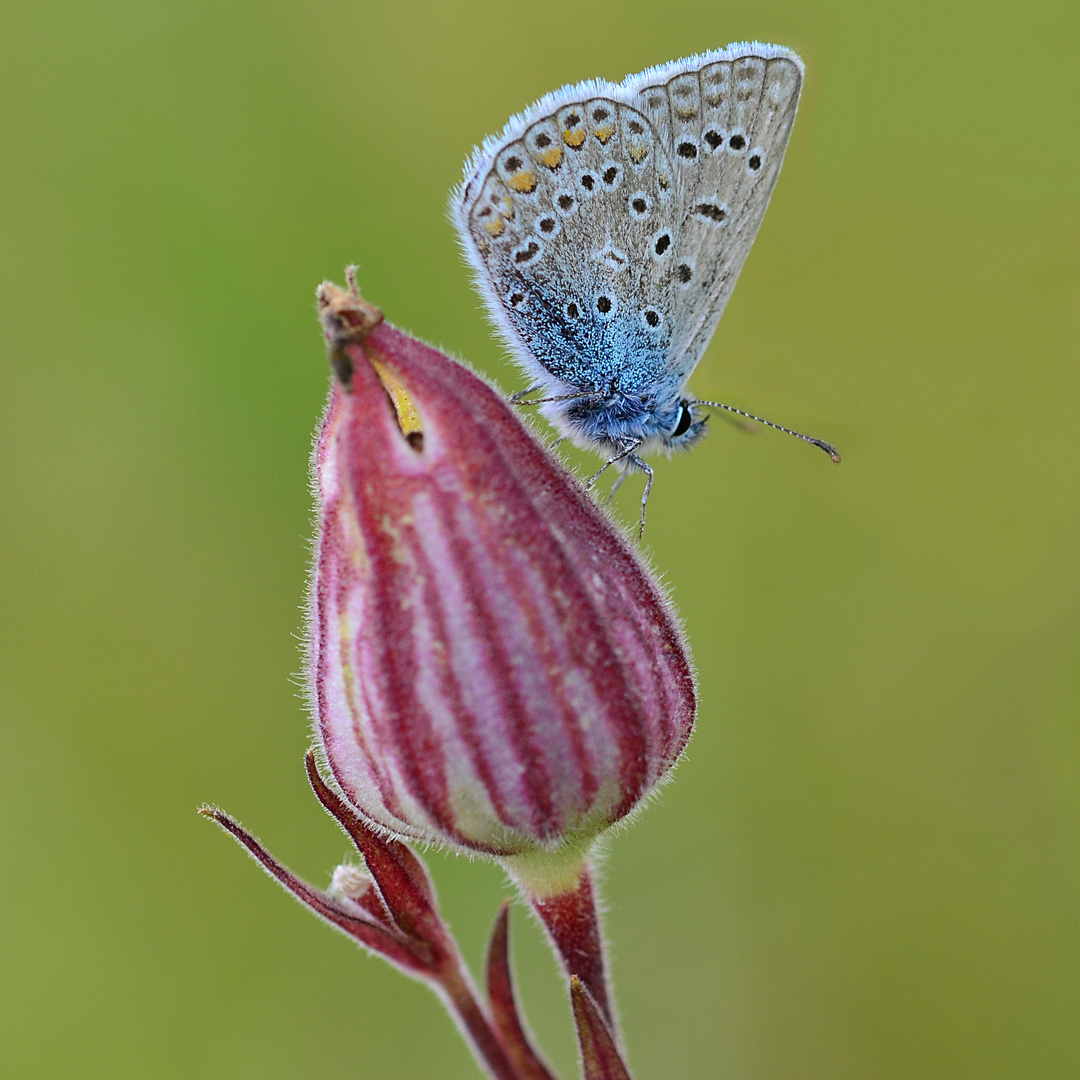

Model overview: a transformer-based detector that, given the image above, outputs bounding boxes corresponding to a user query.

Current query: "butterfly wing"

[453,89,685,398]
[626,47,803,385]
[452,44,802,401]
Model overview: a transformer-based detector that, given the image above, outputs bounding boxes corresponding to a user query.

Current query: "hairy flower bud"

[310,277,695,866]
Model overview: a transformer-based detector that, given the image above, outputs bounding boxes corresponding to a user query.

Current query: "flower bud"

[310,277,695,864]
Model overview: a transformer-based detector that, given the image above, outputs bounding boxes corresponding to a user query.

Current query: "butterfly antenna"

[692,400,841,463]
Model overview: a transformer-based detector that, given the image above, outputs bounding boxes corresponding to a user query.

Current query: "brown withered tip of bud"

[308,270,696,885]
[316,267,384,388]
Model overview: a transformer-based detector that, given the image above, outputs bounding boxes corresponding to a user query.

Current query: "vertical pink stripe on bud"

[310,277,695,858]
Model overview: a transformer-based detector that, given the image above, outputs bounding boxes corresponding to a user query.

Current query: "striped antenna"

[692,400,841,463]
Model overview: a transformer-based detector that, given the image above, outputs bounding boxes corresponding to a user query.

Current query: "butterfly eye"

[672,401,694,438]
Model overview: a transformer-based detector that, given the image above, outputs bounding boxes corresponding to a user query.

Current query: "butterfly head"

[551,391,708,457]
[659,398,709,453]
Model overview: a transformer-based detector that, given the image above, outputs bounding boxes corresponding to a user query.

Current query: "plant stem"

[437,956,527,1080]
[525,862,618,1044]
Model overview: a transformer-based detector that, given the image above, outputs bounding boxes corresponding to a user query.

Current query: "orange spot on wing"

[594,125,615,144]
[508,170,538,193]
[563,127,586,148]
[539,146,563,169]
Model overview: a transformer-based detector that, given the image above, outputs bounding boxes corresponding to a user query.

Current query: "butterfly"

[452,43,839,533]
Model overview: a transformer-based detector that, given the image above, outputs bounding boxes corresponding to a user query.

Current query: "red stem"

[528,864,618,1042]
[437,959,527,1080]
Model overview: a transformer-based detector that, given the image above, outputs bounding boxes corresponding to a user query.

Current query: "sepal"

[570,978,634,1080]
[304,751,447,951]
[485,903,557,1080]
[198,804,429,976]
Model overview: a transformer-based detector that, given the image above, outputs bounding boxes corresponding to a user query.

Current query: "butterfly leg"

[629,455,654,540]
[604,469,630,507]
[510,385,543,403]
[515,390,603,408]
[586,441,640,490]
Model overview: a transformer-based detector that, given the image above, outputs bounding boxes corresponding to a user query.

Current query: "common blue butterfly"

[452,43,839,532]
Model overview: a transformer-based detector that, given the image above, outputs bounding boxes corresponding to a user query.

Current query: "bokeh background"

[2,0,1077,1076]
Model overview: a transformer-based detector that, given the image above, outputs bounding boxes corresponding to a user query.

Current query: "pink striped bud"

[310,277,694,868]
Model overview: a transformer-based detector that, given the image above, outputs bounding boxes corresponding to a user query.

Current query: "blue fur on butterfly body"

[559,385,709,458]
[498,273,708,453]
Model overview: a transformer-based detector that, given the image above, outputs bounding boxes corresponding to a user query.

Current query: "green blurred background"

[2,0,1077,1076]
